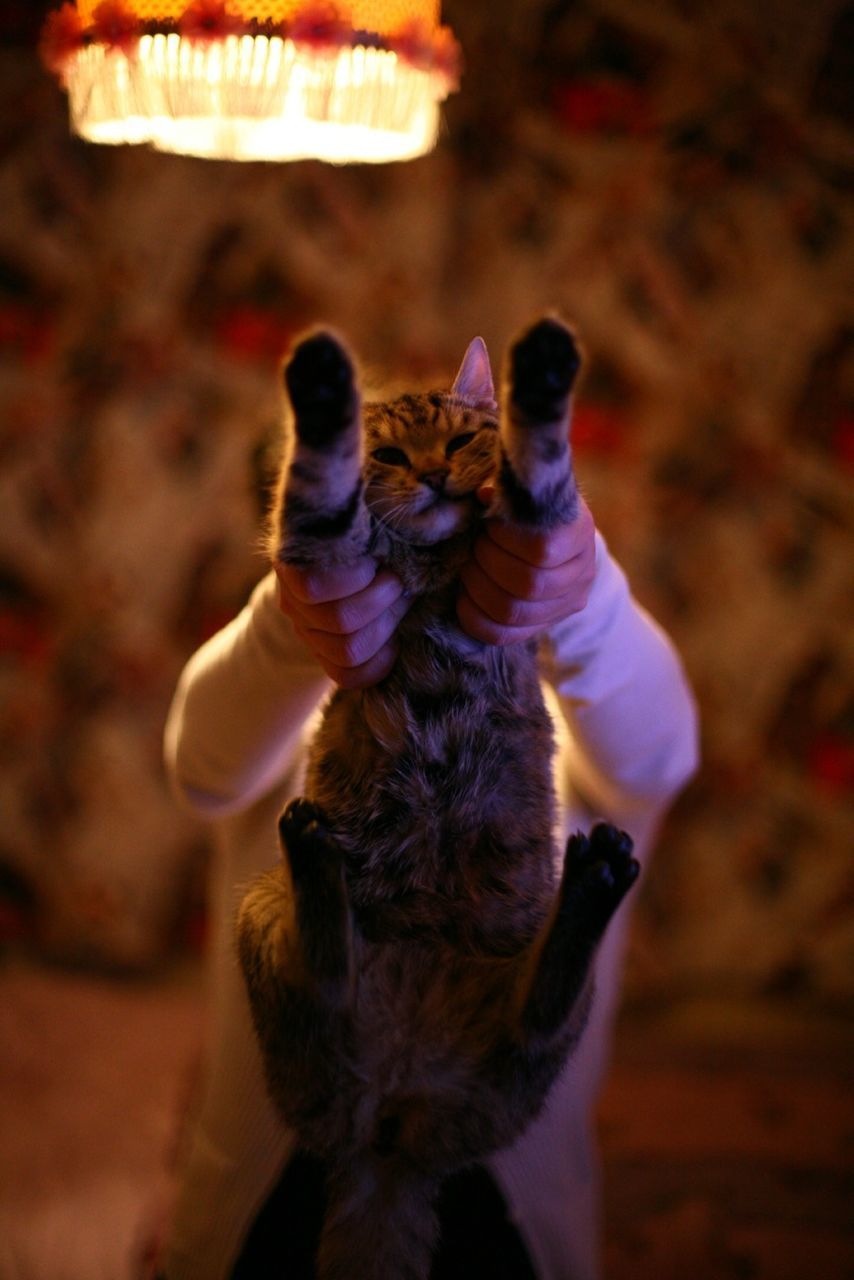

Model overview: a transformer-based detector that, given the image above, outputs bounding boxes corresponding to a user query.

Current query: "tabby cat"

[236,316,639,1280]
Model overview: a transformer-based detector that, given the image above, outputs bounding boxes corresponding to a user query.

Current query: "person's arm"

[165,558,410,817]
[541,530,699,822]
[164,573,331,818]
[457,496,698,822]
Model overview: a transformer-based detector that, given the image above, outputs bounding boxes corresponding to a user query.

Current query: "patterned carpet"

[599,998,853,1280]
[1,957,850,1279]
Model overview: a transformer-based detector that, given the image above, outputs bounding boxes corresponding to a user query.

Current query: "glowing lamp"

[40,1,460,163]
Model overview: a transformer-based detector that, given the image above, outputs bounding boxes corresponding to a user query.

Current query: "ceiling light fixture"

[40,1,460,163]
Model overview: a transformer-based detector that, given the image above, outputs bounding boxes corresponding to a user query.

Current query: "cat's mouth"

[367,486,476,543]
[421,489,469,510]
[414,484,476,521]
[407,491,476,542]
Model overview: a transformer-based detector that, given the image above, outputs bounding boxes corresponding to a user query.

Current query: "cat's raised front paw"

[508,317,581,424]
[284,331,357,448]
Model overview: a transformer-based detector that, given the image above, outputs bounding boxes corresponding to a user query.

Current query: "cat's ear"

[451,337,497,410]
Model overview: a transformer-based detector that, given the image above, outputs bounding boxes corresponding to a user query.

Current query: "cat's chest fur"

[368,521,479,598]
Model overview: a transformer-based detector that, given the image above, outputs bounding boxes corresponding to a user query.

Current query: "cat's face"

[364,393,498,545]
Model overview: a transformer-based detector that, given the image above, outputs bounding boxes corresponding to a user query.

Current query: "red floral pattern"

[178,0,241,42]
[91,0,139,53]
[430,25,461,87]
[390,19,433,70]
[39,1,460,78]
[554,78,655,137]
[289,1,349,50]
[37,3,84,74]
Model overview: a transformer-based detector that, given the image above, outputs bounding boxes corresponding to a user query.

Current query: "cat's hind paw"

[508,316,581,425]
[278,798,354,993]
[279,795,328,837]
[561,823,639,933]
[516,823,638,1041]
[278,798,336,878]
[284,331,358,449]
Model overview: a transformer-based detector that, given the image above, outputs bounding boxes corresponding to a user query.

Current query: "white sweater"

[162,533,698,1280]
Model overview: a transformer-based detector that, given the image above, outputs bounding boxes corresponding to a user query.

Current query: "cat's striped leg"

[495,316,582,529]
[235,800,356,1129]
[519,824,639,1041]
[273,329,371,565]
[237,799,355,1014]
[276,797,355,1004]
[468,826,638,1149]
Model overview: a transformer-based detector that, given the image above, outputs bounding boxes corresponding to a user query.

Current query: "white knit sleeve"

[163,572,331,818]
[541,531,699,823]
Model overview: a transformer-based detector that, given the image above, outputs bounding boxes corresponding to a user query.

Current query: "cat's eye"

[371,447,411,467]
[445,433,477,458]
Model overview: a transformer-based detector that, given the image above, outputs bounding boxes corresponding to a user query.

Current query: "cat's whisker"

[374,499,411,534]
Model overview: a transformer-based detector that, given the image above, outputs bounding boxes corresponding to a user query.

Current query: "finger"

[283,568,405,635]
[459,558,577,630]
[456,590,549,648]
[276,557,379,607]
[484,521,577,571]
[471,536,579,603]
[296,592,411,670]
[319,640,400,690]
[486,498,594,569]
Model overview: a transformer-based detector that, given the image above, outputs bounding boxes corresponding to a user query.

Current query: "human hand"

[457,493,596,645]
[276,557,411,688]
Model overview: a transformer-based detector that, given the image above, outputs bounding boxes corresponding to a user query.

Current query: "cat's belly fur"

[304,638,559,956]
[322,939,555,1169]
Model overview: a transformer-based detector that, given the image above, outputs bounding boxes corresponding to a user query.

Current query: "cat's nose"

[419,468,449,492]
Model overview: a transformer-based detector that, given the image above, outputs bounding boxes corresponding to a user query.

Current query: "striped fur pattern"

[237,317,639,1280]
